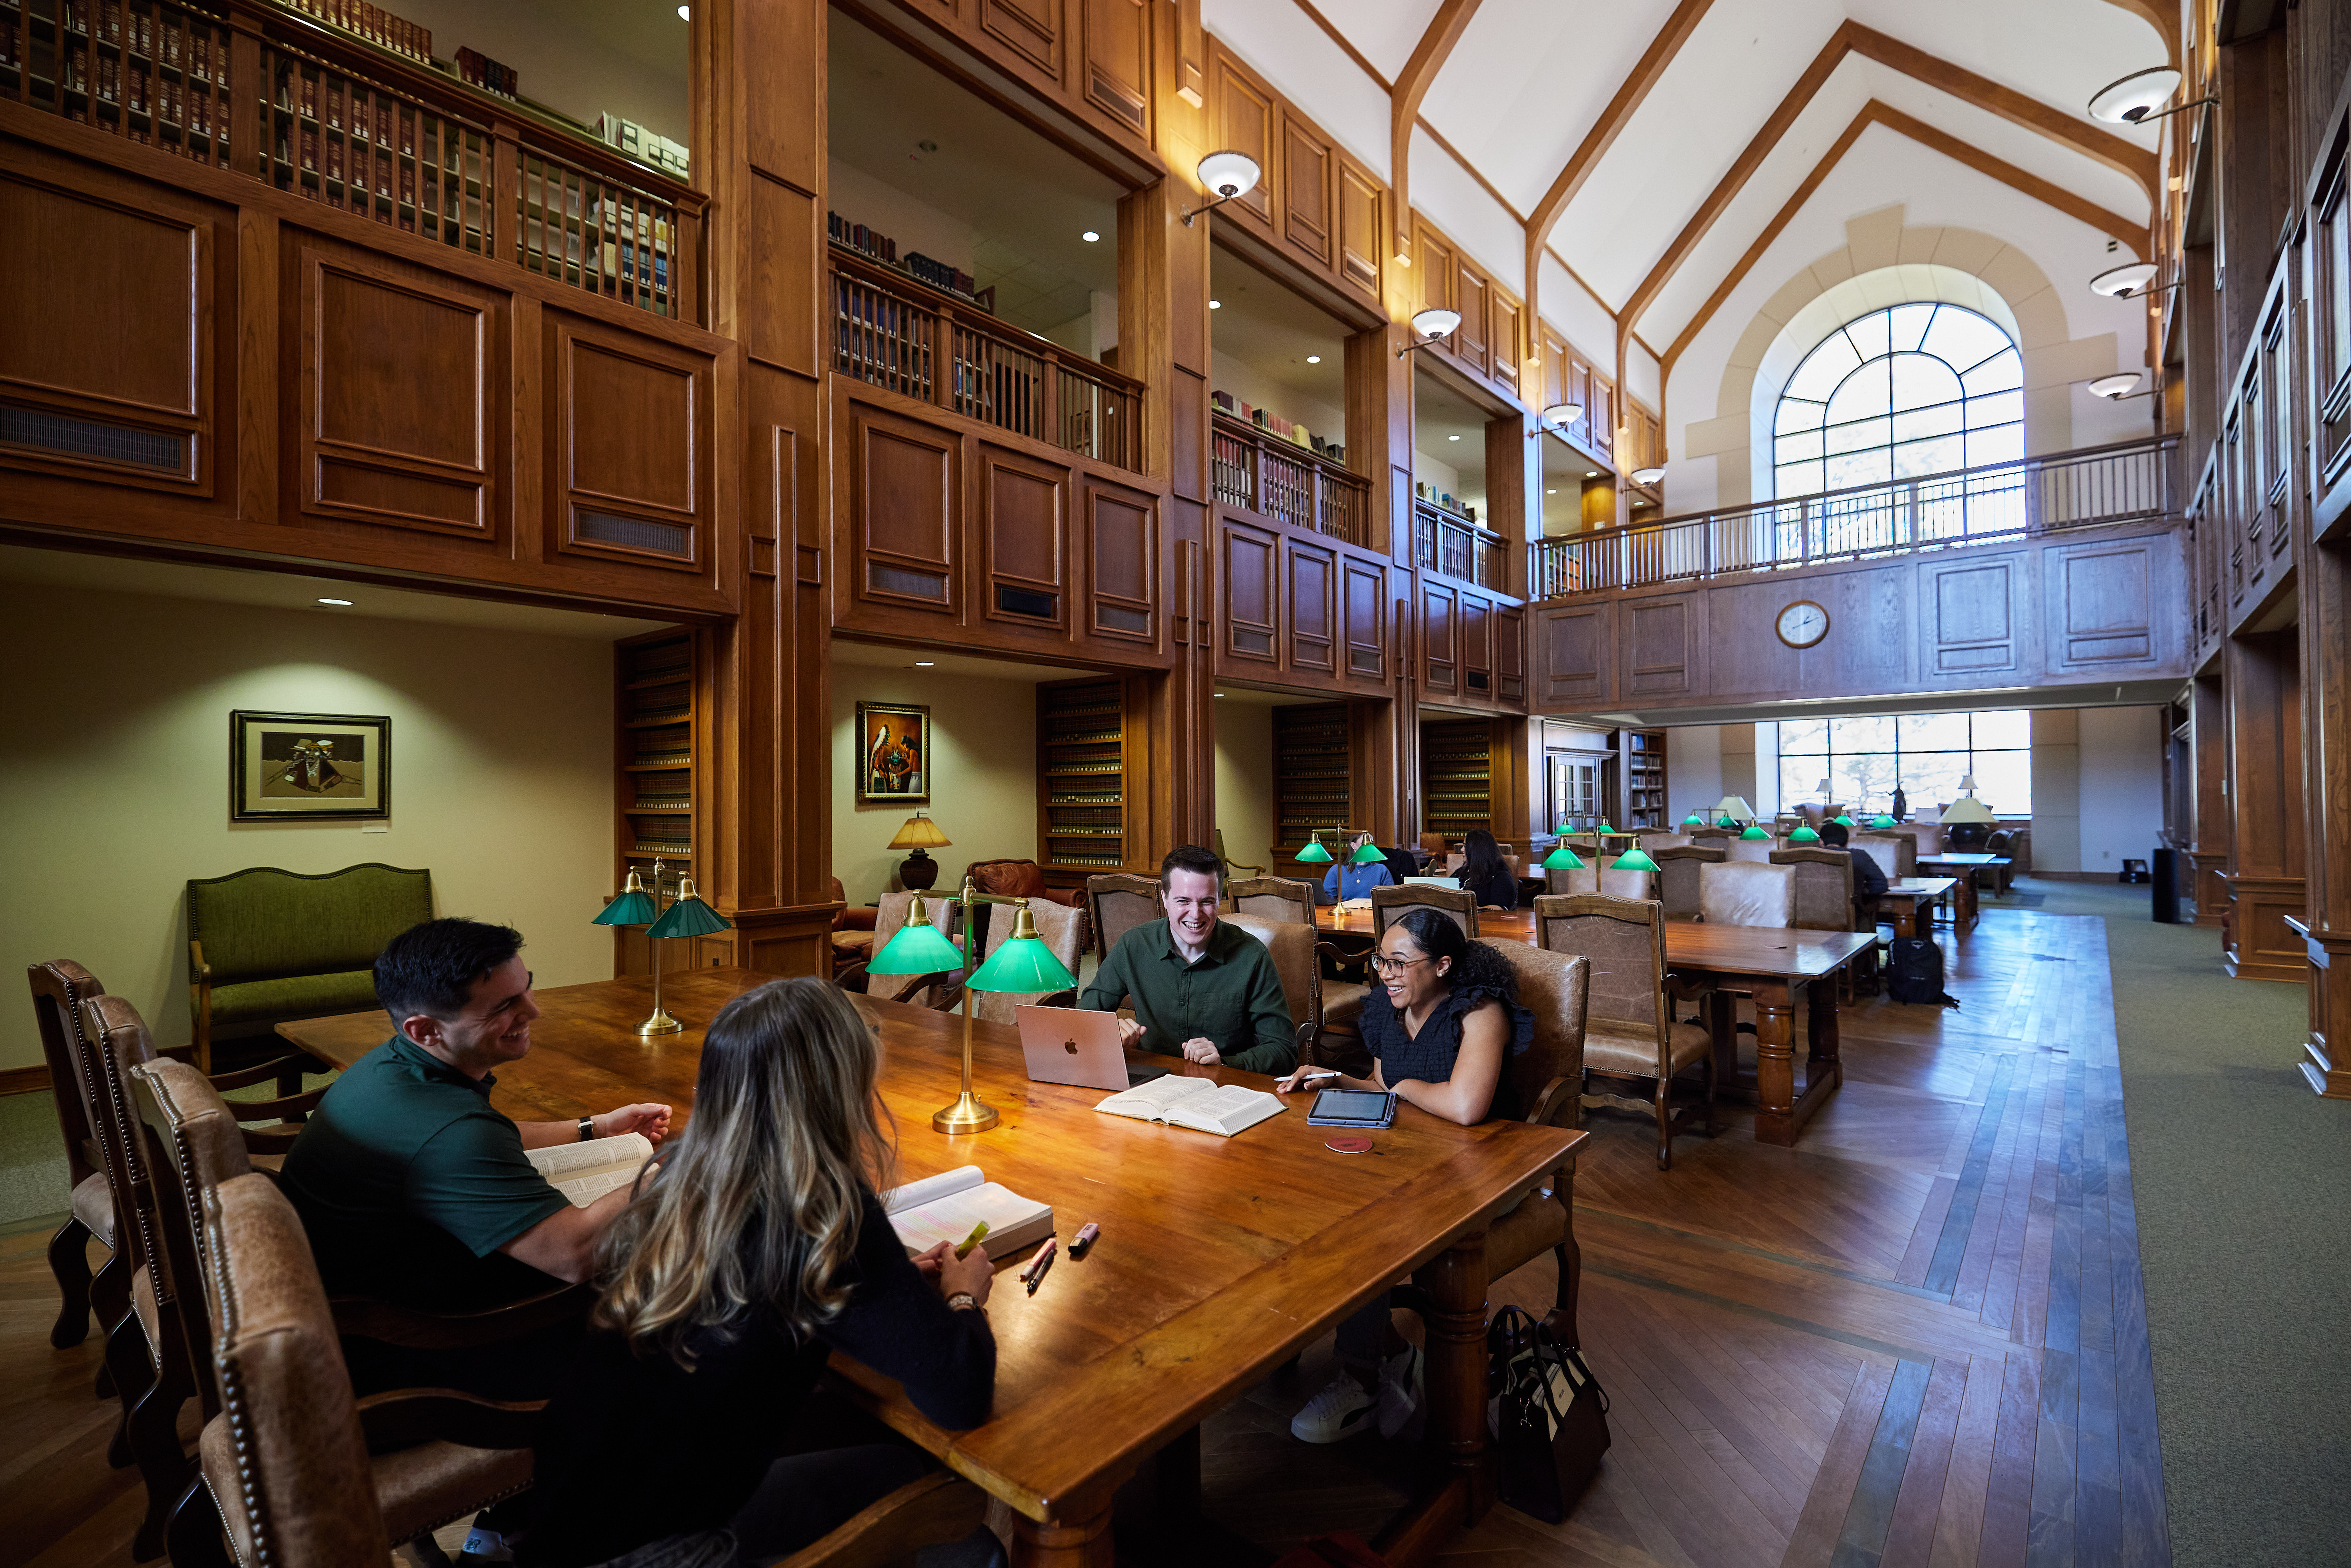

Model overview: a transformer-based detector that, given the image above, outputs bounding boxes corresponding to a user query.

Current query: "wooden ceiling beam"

[1389,0,1483,267]
[1526,0,1715,250]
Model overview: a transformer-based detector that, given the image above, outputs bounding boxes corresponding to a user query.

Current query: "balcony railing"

[1529,436,2178,598]
[1415,500,1508,591]
[1211,412,1368,544]
[5,0,701,318]
[832,247,1143,475]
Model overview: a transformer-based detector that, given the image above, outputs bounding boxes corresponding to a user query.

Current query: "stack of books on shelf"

[1210,390,1344,463]
[282,0,433,62]
[827,211,997,314]
[1414,481,1477,524]
[453,46,517,99]
[598,113,690,179]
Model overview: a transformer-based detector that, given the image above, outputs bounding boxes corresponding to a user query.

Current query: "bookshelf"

[1273,703,1352,857]
[1615,728,1668,828]
[614,627,704,971]
[1038,677,1130,881]
[1421,718,1493,841]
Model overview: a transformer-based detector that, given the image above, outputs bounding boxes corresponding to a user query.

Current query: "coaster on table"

[1324,1135,1374,1154]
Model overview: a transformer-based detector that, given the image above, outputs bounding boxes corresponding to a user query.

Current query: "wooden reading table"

[280,968,1583,1568]
[1878,875,1964,937]
[1918,851,2011,906]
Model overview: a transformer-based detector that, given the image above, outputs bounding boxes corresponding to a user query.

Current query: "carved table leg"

[1750,976,1799,1145]
[1012,1502,1115,1568]
[1418,1226,1493,1521]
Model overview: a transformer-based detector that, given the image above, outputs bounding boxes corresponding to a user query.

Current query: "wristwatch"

[944,1292,980,1312]
[578,1116,594,1142]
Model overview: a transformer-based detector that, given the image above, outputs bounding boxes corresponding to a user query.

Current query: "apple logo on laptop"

[1063,1039,1079,1054]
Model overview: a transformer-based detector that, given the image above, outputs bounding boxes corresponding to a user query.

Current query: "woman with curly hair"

[1271,907,1534,1444]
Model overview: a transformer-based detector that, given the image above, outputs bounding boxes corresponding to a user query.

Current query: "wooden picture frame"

[230,711,392,821]
[856,701,931,803]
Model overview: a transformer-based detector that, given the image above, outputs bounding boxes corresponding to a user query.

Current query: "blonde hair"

[593,978,892,1359]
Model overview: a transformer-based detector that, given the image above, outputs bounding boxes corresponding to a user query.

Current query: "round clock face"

[1776,600,1829,649]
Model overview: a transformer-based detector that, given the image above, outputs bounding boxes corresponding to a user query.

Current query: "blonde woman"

[519,979,1001,1568]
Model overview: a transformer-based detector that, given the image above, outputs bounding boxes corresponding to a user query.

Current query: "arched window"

[1772,304,2023,498]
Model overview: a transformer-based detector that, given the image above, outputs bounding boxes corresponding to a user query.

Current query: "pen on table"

[1070,1222,1100,1259]
[1021,1237,1056,1295]
[953,1221,989,1260]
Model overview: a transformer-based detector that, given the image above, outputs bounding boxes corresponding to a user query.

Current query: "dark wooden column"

[2295,530,2351,1092]
[2221,628,2307,982]
[2190,671,2230,926]
[1346,312,1419,847]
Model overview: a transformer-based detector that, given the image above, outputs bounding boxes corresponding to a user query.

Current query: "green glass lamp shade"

[967,906,1079,992]
[1739,825,1771,841]
[868,893,964,974]
[1610,847,1661,873]
[1870,814,1898,829]
[593,871,658,927]
[1682,813,1705,826]
[1718,817,1737,827]
[1542,843,1586,870]
[1294,837,1335,864]
[1789,825,1821,843]
[1595,821,1615,834]
[646,878,734,940]
[1832,813,1857,827]
[1554,821,1575,835]
[1348,840,1388,864]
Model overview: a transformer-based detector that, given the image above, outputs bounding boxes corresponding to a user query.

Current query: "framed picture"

[856,701,931,803]
[230,711,391,821]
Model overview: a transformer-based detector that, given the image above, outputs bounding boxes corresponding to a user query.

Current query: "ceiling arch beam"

[1660,99,2150,377]
[1390,0,1483,267]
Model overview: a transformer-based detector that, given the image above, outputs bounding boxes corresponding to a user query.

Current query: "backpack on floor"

[1887,936,1958,1007]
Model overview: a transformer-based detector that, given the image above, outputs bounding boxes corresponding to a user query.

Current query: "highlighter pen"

[953,1221,990,1260]
[1069,1222,1100,1259]
[1021,1237,1057,1295]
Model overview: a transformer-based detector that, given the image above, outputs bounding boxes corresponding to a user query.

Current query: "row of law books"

[826,211,997,314]
[1210,389,1344,463]
[453,46,517,99]
[598,113,691,180]
[280,0,433,63]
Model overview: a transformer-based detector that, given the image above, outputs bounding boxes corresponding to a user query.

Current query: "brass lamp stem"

[932,874,1001,1133]
[637,856,683,1037]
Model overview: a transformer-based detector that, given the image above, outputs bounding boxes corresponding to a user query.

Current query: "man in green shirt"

[279,917,671,1397]
[1078,844,1298,1075]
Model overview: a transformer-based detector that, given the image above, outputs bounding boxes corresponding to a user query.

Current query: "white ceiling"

[1209,242,1352,415]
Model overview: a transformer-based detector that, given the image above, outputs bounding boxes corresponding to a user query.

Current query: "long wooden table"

[1315,906,1875,1146]
[1878,875,1961,938]
[280,969,1583,1567]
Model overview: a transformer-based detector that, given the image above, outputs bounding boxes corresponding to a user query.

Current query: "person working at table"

[1271,908,1533,1444]
[278,917,673,1399]
[1078,843,1297,1074]
[520,978,1002,1568]
[1453,826,1519,909]
[1820,820,1889,912]
[1321,832,1397,902]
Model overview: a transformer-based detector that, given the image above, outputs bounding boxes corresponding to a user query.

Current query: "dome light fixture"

[2087,66,2215,125]
[2087,372,2147,399]
[2089,262,2159,298]
[1181,151,1262,226]
[1540,402,1583,430]
[1395,307,1462,357]
[1630,464,1666,487]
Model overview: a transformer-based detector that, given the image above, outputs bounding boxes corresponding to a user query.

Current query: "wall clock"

[1775,600,1829,649]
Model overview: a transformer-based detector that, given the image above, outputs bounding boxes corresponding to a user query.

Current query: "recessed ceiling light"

[1447,433,1461,441]
[1082,230,1100,243]
[317,597,353,606]
[1305,354,1321,364]
[676,4,689,17]
[1209,299,1221,309]
[1546,488,1557,495]
[1585,471,1600,478]
[915,660,935,666]
[1215,691,1226,698]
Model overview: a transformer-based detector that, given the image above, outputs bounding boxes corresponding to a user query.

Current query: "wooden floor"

[0,905,2166,1568]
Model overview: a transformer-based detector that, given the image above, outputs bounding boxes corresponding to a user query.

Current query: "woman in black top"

[1271,909,1534,1444]
[1454,827,1519,909]
[520,980,1002,1568]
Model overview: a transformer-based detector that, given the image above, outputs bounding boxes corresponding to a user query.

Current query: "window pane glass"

[1899,711,1968,750]
[1970,750,2032,812]
[1831,714,1896,751]
[1921,307,2010,370]
[1890,352,1964,412]
[1824,414,1892,456]
[1962,348,2023,395]
[1894,434,1967,478]
[1781,758,1823,807]
[1893,401,1965,442]
[1828,448,1892,488]
[1970,709,2030,749]
[1779,718,1829,754]
[1967,423,2024,467]
[1835,754,1903,811]
[1827,362,1893,422]
[1965,388,2023,429]
[1775,428,1825,463]
[1775,460,1824,496]
[1904,753,1968,809]
[1843,310,1892,362]
[1787,336,1861,401]
[1776,397,1827,434]
[1887,302,1936,353]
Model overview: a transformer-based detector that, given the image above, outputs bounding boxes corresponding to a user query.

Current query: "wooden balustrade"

[4,0,700,316]
[1210,411,1368,545]
[1414,499,1507,590]
[1529,435,2180,599]
[832,247,1144,475]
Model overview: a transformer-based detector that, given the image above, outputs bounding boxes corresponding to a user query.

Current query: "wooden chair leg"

[165,1478,234,1568]
[47,1216,95,1348]
[91,1250,132,1359]
[1654,1073,1672,1171]
[125,1371,195,1560]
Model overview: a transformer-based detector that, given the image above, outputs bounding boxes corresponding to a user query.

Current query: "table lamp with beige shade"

[889,811,952,890]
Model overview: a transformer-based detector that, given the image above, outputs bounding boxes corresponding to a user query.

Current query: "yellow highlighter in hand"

[954,1221,989,1260]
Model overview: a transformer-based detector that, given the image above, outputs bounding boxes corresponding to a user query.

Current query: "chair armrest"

[330,1280,594,1350]
[1526,1075,1582,1132]
[772,1471,989,1568]
[227,1086,328,1122]
[834,960,874,994]
[206,1053,315,1092]
[1664,973,1716,1003]
[1036,988,1077,1009]
[354,1389,546,1452]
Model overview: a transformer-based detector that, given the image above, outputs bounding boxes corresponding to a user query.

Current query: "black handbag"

[1486,1305,1610,1524]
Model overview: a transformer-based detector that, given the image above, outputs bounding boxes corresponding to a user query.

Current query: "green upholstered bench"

[186,863,433,1072]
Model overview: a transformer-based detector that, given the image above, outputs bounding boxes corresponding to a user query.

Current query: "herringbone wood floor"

[0,905,2164,1568]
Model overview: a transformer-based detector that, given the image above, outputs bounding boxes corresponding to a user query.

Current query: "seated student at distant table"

[1078,843,1298,1075]
[1322,833,1398,902]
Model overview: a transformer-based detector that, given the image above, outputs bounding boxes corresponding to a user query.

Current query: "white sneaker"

[1290,1372,1378,1443]
[1375,1343,1423,1438]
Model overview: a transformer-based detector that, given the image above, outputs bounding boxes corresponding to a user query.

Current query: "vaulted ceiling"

[1211,0,2171,377]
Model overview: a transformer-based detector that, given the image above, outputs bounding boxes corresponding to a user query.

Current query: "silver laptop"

[1015,1004,1166,1091]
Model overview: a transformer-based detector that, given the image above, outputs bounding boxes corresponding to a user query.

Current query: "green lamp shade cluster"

[1294,836,1335,864]
[870,895,963,974]
[593,872,658,927]
[1739,825,1771,841]
[1789,824,1821,843]
[647,879,734,940]
[1610,847,1660,873]
[1542,843,1586,870]
[1348,840,1388,865]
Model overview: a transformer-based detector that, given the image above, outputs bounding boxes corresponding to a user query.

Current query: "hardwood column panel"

[745,172,821,378]
[1493,605,1525,705]
[2046,537,2166,671]
[1536,602,1612,706]
[1421,579,1459,694]
[1208,44,1277,233]
[1459,592,1492,700]
[2191,671,2230,925]
[296,242,498,543]
[1923,554,2023,676]
[1279,111,1333,270]
[977,445,1070,637]
[981,0,1062,84]
[1342,556,1388,683]
[547,313,711,580]
[1220,515,1278,666]
[1623,597,1696,697]
[1453,263,1487,375]
[838,393,961,622]
[2222,628,2306,982]
[1284,535,1336,675]
[1080,0,1150,137]
[1343,321,1411,561]
[1083,475,1159,648]
[1336,157,1384,306]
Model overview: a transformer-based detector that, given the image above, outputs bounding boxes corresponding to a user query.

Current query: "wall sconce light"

[2087,67,2216,124]
[2086,372,2156,401]
[1630,465,1666,486]
[1540,403,1583,431]
[2089,262,2163,298]
[1181,151,1262,226]
[1394,308,1463,357]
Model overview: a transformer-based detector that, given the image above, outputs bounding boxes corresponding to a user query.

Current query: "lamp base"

[899,849,940,891]
[931,1090,999,1134]
[635,1008,683,1037]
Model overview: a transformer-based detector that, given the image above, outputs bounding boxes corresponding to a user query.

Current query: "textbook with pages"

[526,1132,656,1207]
[1094,1073,1284,1137]
[882,1165,1055,1260]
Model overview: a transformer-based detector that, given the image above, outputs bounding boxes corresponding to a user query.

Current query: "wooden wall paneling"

[0,160,218,498]
[2045,535,2165,672]
[1623,594,1694,696]
[2192,670,2231,923]
[1921,552,2025,678]
[837,387,963,624]
[745,171,822,378]
[546,309,715,586]
[980,0,1063,84]
[2223,627,2307,980]
[1081,0,1152,137]
[1209,44,1277,233]
[1422,577,1460,693]
[1221,513,1280,665]
[1490,285,1521,397]
[1336,155,1384,305]
[1812,563,1910,693]
[1535,600,1613,705]
[1454,261,1489,374]
[1083,472,1160,648]
[1460,590,1493,700]
[977,442,1071,637]
[1708,578,1805,696]
[1170,366,1207,501]
[1414,219,1456,328]
[1279,109,1334,270]
[1493,603,1525,704]
[1284,533,1337,675]
[1342,555,1388,684]
[292,237,500,547]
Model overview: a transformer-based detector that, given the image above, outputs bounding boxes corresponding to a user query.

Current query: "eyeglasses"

[1368,954,1429,976]
[456,971,534,1024]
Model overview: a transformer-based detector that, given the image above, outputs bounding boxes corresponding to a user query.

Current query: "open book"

[882,1165,1054,1260]
[1095,1074,1284,1137]
[527,1131,656,1207]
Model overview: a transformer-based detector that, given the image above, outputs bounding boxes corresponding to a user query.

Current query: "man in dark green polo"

[1079,844,1296,1075]
[279,916,670,1398]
